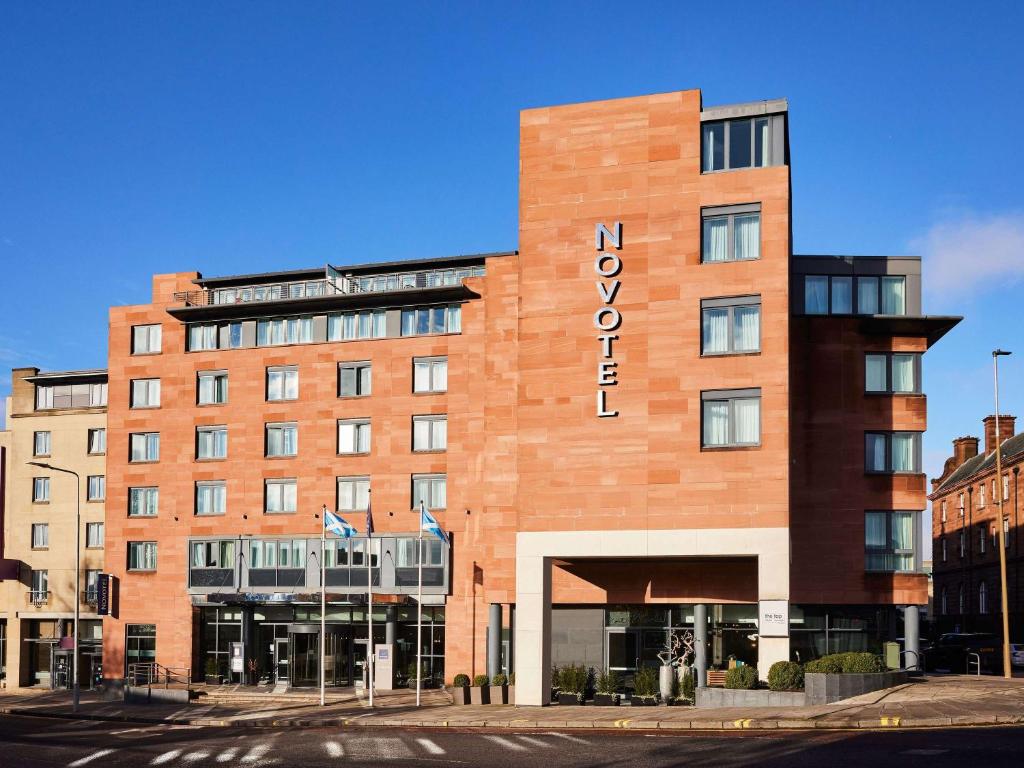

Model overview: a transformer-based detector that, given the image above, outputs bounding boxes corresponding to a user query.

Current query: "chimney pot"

[983,415,1016,455]
[952,436,980,469]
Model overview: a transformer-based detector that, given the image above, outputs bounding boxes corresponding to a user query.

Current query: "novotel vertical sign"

[594,221,622,418]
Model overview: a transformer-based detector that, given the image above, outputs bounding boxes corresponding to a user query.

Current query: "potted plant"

[557,664,588,705]
[471,674,491,705]
[593,670,621,706]
[204,657,222,686]
[489,673,509,704]
[550,665,561,703]
[674,669,695,705]
[452,673,471,705]
[630,666,659,706]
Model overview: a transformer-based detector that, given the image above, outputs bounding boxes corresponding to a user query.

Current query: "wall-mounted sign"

[758,600,790,638]
[96,573,112,616]
[594,221,622,418]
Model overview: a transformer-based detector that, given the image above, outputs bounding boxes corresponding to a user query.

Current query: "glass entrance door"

[289,632,319,687]
[274,638,289,682]
[606,628,639,674]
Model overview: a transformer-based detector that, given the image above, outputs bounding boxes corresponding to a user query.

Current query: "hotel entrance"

[286,625,353,688]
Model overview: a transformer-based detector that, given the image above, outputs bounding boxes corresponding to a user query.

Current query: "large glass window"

[35,382,107,409]
[197,426,228,460]
[702,116,782,172]
[196,481,226,515]
[129,487,159,517]
[865,511,916,572]
[267,367,298,401]
[397,538,444,567]
[191,541,235,569]
[129,432,160,462]
[806,274,908,316]
[865,353,921,394]
[701,389,761,448]
[197,371,228,405]
[701,297,760,355]
[701,206,761,263]
[413,357,447,393]
[266,423,298,457]
[188,323,219,351]
[128,542,158,571]
[865,432,921,473]
[132,324,162,354]
[337,476,370,511]
[338,362,372,397]
[412,474,447,510]
[265,479,297,514]
[257,316,313,346]
[881,276,906,315]
[125,624,156,671]
[400,305,462,337]
[327,310,386,341]
[413,415,448,451]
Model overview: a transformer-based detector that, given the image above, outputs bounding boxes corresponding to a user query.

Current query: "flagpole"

[416,501,424,707]
[367,491,374,708]
[320,505,327,707]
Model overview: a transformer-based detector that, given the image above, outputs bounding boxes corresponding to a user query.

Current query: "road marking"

[544,733,589,744]
[69,751,116,767]
[241,744,270,762]
[415,738,445,755]
[152,750,182,765]
[216,748,238,762]
[517,736,550,748]
[347,738,413,760]
[483,735,527,752]
[324,741,344,758]
[879,716,901,727]
[613,718,632,728]
[733,718,753,728]
[182,752,210,763]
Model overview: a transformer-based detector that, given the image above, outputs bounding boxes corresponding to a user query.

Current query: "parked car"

[924,633,1003,674]
[1011,643,1024,669]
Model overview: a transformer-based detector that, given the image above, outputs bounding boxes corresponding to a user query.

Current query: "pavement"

[2,674,1024,731]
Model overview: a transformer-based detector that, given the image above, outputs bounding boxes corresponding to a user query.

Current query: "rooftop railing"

[173,265,485,308]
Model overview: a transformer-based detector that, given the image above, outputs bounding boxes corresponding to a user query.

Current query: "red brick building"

[100,89,959,704]
[929,416,1024,638]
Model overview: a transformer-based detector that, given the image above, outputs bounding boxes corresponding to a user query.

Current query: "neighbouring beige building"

[0,367,107,689]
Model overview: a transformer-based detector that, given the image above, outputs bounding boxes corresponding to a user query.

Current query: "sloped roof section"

[932,431,1024,495]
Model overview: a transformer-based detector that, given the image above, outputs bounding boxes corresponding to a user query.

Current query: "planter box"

[508,685,515,706]
[558,692,584,705]
[204,675,222,686]
[593,693,620,706]
[452,686,471,705]
[696,687,806,708]
[470,685,490,705]
[804,671,907,705]
[488,684,508,704]
[629,696,660,707]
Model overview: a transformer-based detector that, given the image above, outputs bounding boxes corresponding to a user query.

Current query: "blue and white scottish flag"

[420,502,449,545]
[325,510,357,538]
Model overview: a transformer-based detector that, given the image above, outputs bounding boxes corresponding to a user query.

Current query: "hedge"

[767,661,804,691]
[805,652,885,674]
[724,665,758,689]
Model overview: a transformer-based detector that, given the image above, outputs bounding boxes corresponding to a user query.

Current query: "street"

[1,714,1023,768]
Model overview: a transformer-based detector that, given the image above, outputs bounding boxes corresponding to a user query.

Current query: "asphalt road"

[1,714,1023,768]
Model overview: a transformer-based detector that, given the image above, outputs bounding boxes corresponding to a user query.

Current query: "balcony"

[82,589,98,607]
[28,590,50,606]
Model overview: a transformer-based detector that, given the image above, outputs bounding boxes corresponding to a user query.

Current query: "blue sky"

[2,1,1023,490]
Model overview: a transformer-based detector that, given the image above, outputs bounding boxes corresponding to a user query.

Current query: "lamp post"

[992,349,1012,679]
[27,461,81,711]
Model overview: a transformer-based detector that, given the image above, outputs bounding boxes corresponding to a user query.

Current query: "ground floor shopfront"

[0,616,102,690]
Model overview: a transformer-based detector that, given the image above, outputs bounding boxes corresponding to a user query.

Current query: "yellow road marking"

[613,718,632,728]
[880,716,901,727]
[733,719,753,728]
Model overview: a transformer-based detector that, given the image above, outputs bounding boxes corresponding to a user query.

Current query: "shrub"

[473,674,490,687]
[558,664,589,695]
[204,657,218,677]
[633,666,659,698]
[724,665,758,690]
[805,652,885,675]
[491,673,508,686]
[453,673,470,687]
[679,669,695,702]
[596,669,622,694]
[551,665,562,690]
[407,661,428,683]
[767,661,804,691]
[804,655,843,674]
[509,672,515,685]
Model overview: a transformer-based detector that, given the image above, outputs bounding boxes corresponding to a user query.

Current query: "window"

[413,357,448,393]
[830,276,853,314]
[959,492,965,512]
[88,428,106,454]
[940,587,947,615]
[804,276,829,314]
[338,362,372,397]
[413,415,448,452]
[129,487,159,517]
[397,537,444,567]
[701,115,783,172]
[87,475,105,501]
[940,536,947,562]
[979,582,988,614]
[128,542,158,571]
[701,205,760,263]
[959,530,966,558]
[130,378,161,408]
[865,511,916,572]
[197,371,228,405]
[805,274,908,316]
[979,483,986,508]
[856,276,879,314]
[129,432,160,462]
[132,324,162,354]
[191,540,235,569]
[338,419,371,454]
[881,276,906,315]
[86,522,104,548]
[337,476,370,511]
[266,366,298,401]
[1004,517,1010,548]
[32,477,50,502]
[266,423,298,457]
[412,474,447,510]
[864,353,921,394]
[31,523,49,549]
[701,296,761,354]
[188,323,219,351]
[940,500,947,522]
[400,305,462,336]
[351,539,381,568]
[196,481,226,515]
[35,382,107,409]
[323,538,350,568]
[328,310,387,341]
[228,322,243,348]
[85,569,100,603]
[979,525,987,554]
[865,432,921,473]
[265,479,297,514]
[30,570,48,602]
[33,431,50,456]
[125,624,156,669]
[1003,475,1010,501]
[256,316,312,346]
[958,584,965,614]
[701,389,761,448]
[197,426,228,460]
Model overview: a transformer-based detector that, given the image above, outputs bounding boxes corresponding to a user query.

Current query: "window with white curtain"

[128,541,158,571]
[197,371,228,405]
[412,474,447,510]
[830,276,853,314]
[31,523,49,549]
[132,324,162,354]
[266,423,298,457]
[864,510,916,572]
[87,475,105,501]
[129,487,158,517]
[400,305,462,336]
[130,378,161,408]
[804,276,828,314]
[701,205,761,263]
[865,431,921,473]
[413,415,448,451]
[856,277,879,314]
[329,310,387,341]
[195,481,226,515]
[338,419,371,454]
[701,389,761,448]
[701,296,761,355]
[88,428,106,455]
[188,323,219,351]
[864,353,921,394]
[32,477,50,502]
[701,115,784,172]
[33,431,50,456]
[413,357,448,393]
[129,432,160,462]
[265,479,297,513]
[196,426,227,459]
[266,366,298,401]
[881,276,906,315]
[337,476,370,511]
[804,274,908,316]
[257,316,313,346]
[338,362,372,397]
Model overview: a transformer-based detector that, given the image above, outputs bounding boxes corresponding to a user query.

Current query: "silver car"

[1012,643,1024,668]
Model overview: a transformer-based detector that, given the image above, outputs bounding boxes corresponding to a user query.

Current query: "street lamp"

[27,461,81,712]
[992,350,1012,679]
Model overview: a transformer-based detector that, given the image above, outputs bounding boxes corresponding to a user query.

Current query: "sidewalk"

[2,675,1023,731]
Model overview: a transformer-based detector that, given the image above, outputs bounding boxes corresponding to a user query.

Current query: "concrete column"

[487,603,502,680]
[508,604,515,677]
[514,554,552,705]
[385,607,396,647]
[904,605,920,671]
[694,604,708,688]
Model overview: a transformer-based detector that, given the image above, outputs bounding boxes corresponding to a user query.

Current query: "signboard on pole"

[96,573,112,616]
